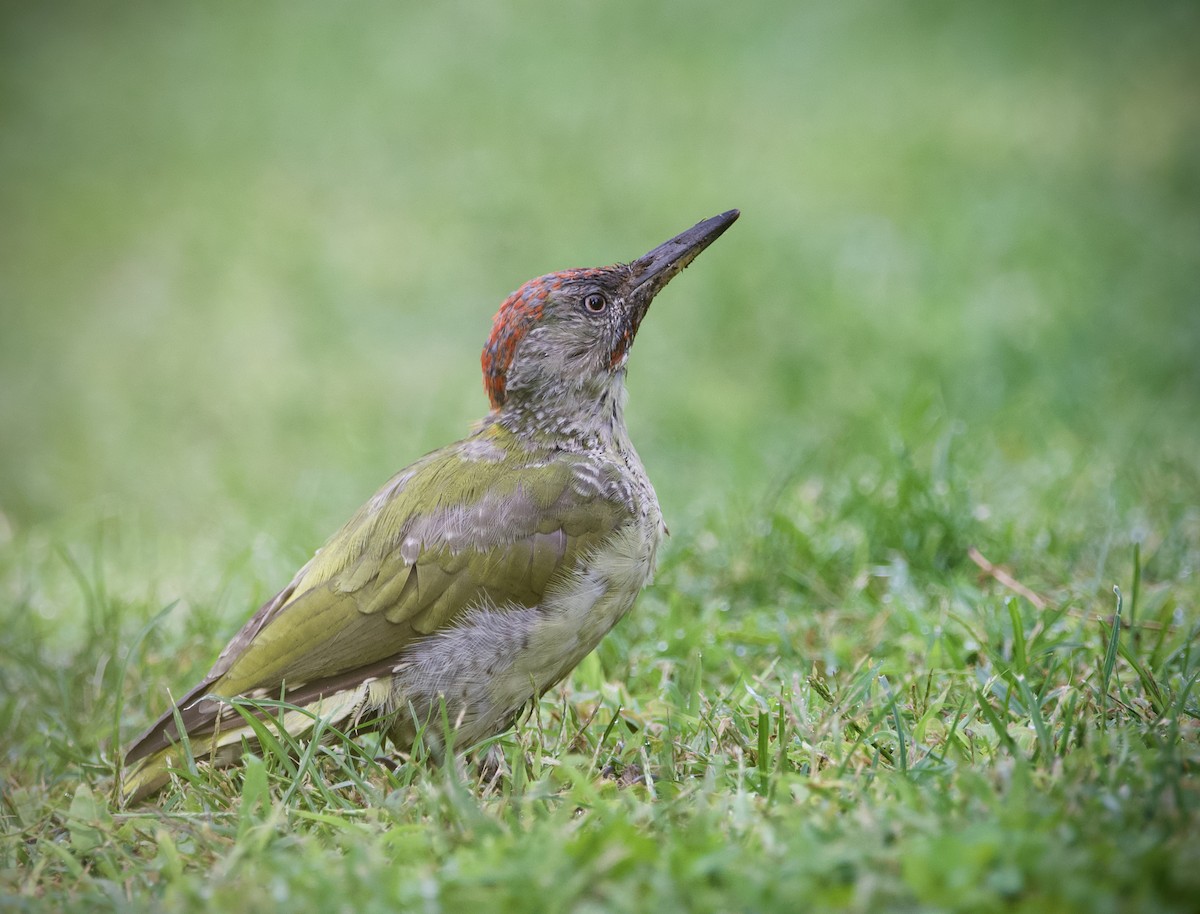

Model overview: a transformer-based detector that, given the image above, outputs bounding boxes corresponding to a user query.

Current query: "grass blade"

[1100,587,1123,730]
[1014,674,1053,762]
[1007,599,1028,674]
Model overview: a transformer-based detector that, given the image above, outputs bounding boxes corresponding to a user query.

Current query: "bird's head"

[482,210,739,413]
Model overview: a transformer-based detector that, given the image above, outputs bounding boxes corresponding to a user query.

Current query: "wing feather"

[123,423,634,766]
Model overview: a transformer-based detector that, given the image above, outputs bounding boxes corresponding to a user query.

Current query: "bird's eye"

[583,293,606,314]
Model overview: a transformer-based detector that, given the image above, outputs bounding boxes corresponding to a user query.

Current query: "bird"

[119,209,740,803]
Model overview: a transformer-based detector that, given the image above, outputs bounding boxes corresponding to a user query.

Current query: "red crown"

[482,268,608,408]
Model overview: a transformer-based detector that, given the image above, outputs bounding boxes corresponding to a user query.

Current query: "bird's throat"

[492,372,629,452]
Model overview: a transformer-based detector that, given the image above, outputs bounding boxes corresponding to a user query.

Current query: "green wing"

[125,422,632,764]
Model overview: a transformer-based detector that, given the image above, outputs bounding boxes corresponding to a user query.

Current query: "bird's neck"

[489,372,631,452]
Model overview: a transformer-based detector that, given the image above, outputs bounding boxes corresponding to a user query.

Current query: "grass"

[2,0,1198,911]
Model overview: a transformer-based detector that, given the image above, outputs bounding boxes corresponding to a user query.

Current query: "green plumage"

[121,423,632,801]
[120,209,738,803]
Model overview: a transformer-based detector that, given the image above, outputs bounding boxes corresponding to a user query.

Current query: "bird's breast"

[492,510,659,694]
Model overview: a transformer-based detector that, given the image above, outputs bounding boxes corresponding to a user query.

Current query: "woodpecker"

[121,209,740,802]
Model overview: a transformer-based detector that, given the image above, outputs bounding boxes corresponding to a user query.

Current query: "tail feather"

[119,686,372,805]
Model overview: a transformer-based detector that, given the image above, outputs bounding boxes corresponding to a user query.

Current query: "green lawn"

[2,1,1198,911]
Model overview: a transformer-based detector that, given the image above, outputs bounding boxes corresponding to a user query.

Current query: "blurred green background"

[1,0,1197,633]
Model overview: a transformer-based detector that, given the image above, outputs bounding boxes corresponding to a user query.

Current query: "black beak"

[629,209,740,305]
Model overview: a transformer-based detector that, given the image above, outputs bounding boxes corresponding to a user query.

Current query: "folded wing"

[122,424,632,774]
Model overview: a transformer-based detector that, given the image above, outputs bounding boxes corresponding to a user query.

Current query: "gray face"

[483,210,739,412]
[517,268,642,384]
